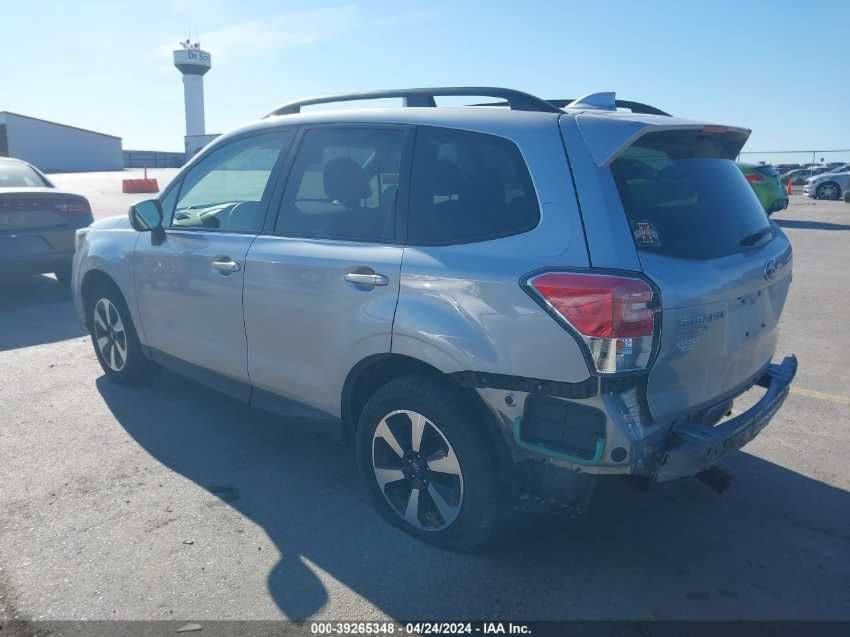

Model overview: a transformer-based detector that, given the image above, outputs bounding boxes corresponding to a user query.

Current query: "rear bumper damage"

[473,355,797,513]
[654,355,797,482]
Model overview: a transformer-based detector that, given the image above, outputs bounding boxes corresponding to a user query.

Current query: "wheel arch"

[341,353,514,477]
[80,269,124,328]
[818,180,841,198]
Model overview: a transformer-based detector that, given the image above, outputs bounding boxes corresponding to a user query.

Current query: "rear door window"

[276,127,404,243]
[407,126,539,245]
[611,130,771,260]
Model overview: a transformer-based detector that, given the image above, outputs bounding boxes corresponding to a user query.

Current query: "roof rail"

[548,97,671,117]
[264,86,562,118]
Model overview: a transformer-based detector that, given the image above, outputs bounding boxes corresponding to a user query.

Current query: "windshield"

[0,161,49,188]
[611,131,771,260]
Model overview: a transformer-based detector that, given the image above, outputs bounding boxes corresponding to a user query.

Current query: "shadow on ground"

[96,373,850,620]
[775,218,850,231]
[0,275,86,351]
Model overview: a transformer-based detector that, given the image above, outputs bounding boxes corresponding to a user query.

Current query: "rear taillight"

[745,173,765,183]
[54,198,91,216]
[526,272,658,374]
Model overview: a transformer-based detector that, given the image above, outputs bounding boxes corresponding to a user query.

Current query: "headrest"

[323,157,371,206]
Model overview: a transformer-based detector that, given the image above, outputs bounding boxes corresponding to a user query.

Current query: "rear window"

[408,127,539,245]
[755,165,779,177]
[0,161,49,188]
[611,131,771,260]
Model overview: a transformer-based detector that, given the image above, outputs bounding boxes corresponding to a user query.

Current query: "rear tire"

[355,375,507,551]
[86,283,159,385]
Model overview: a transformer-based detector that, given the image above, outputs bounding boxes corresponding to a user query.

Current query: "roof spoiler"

[574,117,751,166]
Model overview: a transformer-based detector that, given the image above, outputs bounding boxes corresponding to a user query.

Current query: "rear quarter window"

[407,126,539,245]
[611,131,771,260]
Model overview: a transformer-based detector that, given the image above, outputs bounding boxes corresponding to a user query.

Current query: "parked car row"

[738,161,850,202]
[70,87,798,549]
[771,161,847,175]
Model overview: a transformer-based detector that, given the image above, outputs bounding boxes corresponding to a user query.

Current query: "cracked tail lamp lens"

[529,272,657,373]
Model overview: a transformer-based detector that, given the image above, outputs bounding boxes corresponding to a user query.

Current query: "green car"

[737,163,789,215]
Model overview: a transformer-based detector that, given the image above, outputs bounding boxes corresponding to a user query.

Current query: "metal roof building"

[0,111,123,172]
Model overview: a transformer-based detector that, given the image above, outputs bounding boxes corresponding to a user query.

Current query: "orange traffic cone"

[786,177,793,195]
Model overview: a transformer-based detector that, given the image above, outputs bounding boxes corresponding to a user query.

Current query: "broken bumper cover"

[655,355,797,483]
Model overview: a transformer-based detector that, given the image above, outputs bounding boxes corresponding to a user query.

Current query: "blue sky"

[4,0,849,162]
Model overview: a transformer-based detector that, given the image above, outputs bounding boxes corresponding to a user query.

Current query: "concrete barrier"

[122,178,159,193]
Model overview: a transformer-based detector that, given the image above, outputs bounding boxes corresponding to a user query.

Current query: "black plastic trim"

[149,348,251,402]
[146,347,343,440]
[451,370,597,400]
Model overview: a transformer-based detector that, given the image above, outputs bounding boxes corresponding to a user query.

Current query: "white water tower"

[173,40,212,156]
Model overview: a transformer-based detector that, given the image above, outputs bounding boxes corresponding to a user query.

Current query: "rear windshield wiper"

[740,226,773,247]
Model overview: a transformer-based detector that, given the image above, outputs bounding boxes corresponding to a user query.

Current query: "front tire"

[87,284,159,385]
[356,375,506,551]
[816,182,841,201]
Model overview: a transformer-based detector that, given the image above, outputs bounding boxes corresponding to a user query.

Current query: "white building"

[0,111,124,172]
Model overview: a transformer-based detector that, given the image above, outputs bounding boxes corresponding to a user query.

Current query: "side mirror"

[129,199,162,231]
[129,199,165,244]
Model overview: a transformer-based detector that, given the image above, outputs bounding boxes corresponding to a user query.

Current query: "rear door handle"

[211,257,242,275]
[344,272,389,287]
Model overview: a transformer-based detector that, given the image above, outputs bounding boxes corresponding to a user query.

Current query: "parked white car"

[804,168,850,200]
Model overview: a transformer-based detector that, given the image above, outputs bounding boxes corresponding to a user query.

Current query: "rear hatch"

[609,129,792,423]
[0,189,90,232]
[751,164,787,200]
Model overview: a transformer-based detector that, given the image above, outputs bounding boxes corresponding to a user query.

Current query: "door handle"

[211,258,242,275]
[344,272,389,287]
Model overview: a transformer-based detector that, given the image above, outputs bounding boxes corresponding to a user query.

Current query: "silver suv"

[73,87,797,550]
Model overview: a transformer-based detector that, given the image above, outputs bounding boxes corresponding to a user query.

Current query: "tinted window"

[172,130,292,232]
[0,160,49,188]
[611,131,771,260]
[277,127,404,242]
[408,127,539,245]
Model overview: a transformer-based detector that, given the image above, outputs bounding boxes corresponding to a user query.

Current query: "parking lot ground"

[49,169,180,220]
[1,191,849,621]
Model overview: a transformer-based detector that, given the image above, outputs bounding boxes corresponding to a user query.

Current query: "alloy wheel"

[371,409,464,531]
[819,183,840,200]
[93,298,128,372]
